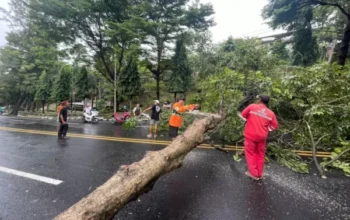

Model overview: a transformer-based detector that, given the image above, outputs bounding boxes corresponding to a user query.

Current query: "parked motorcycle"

[82,109,100,124]
[110,111,131,124]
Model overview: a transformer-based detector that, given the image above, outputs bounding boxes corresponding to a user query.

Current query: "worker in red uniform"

[168,98,198,140]
[239,95,278,180]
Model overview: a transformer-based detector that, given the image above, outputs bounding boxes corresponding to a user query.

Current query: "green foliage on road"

[268,145,309,173]
[122,117,138,131]
[321,140,350,176]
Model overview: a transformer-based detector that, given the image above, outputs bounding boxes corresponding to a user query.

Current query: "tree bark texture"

[10,96,25,115]
[156,73,160,100]
[31,102,36,112]
[338,19,350,66]
[55,113,225,220]
[42,100,45,114]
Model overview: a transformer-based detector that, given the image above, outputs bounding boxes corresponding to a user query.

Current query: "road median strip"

[0,126,331,158]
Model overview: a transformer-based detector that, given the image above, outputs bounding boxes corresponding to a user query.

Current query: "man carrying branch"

[239,95,278,180]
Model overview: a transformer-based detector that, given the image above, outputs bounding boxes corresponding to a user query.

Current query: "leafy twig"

[322,148,350,168]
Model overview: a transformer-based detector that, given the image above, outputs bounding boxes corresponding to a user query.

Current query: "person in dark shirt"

[143,100,162,138]
[58,100,70,139]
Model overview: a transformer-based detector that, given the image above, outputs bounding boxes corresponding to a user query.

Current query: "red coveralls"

[241,103,278,178]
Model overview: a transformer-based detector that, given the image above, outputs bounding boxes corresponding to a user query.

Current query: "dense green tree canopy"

[168,36,192,100]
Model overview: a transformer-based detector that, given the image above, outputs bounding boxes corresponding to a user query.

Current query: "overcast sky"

[0,0,279,46]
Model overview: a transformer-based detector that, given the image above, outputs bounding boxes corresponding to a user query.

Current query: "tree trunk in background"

[27,101,31,112]
[156,73,160,100]
[31,102,36,112]
[116,100,120,112]
[36,102,40,112]
[129,98,132,114]
[55,112,225,220]
[10,96,25,116]
[338,19,350,66]
[46,103,50,112]
[83,98,87,109]
[98,82,102,100]
[91,95,94,108]
[42,100,45,114]
[174,92,177,102]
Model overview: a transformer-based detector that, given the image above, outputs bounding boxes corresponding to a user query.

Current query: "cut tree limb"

[55,112,225,220]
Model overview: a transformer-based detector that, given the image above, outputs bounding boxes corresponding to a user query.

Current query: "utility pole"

[114,54,117,113]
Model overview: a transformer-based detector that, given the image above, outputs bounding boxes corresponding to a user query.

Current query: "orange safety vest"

[169,103,196,128]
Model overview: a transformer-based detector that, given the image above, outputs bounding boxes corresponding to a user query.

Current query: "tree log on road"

[55,112,225,220]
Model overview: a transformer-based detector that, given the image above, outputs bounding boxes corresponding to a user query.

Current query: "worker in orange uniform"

[57,102,63,122]
[168,98,198,140]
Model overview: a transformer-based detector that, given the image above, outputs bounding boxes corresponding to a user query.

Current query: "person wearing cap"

[58,100,70,140]
[239,95,278,180]
[169,98,198,140]
[143,100,162,138]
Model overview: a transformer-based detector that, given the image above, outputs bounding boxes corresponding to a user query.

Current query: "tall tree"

[75,66,92,103]
[35,70,52,113]
[52,65,72,102]
[0,0,61,114]
[263,0,350,66]
[136,0,215,99]
[26,0,142,111]
[168,37,192,100]
[120,57,141,110]
[27,0,139,79]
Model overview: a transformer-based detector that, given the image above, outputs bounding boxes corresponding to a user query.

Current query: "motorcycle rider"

[84,105,92,115]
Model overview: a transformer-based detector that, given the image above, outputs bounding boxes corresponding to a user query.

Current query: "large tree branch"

[305,120,327,179]
[55,113,226,220]
[310,0,350,18]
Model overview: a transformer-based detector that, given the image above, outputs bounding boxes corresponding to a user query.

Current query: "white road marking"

[0,166,63,185]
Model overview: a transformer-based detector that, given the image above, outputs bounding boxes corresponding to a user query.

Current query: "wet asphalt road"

[0,116,349,220]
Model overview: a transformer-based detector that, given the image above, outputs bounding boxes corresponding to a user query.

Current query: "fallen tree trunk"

[55,113,225,220]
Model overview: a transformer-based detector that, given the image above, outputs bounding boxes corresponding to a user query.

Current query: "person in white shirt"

[85,105,92,115]
[133,104,142,117]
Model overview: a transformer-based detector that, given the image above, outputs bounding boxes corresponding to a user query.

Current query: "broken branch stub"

[55,113,225,220]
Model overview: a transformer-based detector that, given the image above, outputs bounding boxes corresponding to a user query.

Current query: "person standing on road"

[133,103,142,117]
[58,100,70,140]
[239,95,278,180]
[143,100,162,138]
[168,98,198,141]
